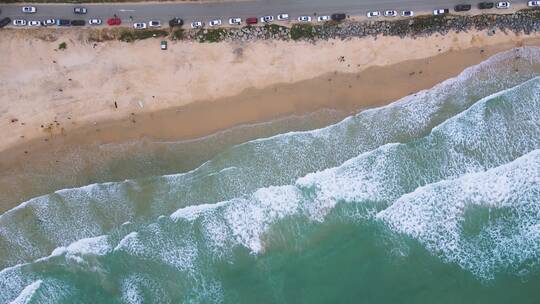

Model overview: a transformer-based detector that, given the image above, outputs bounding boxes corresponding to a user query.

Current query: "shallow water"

[1,47,540,303]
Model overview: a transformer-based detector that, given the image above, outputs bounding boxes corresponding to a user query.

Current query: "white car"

[133,22,147,29]
[12,19,26,26]
[28,20,41,26]
[260,15,274,23]
[277,13,289,21]
[209,19,221,27]
[367,11,381,18]
[496,1,511,8]
[433,8,450,15]
[297,16,311,22]
[228,17,241,25]
[384,10,398,17]
[402,11,414,17]
[148,20,161,27]
[22,6,36,14]
[528,1,540,6]
[88,18,102,25]
[43,19,56,26]
[317,15,330,22]
[191,21,203,28]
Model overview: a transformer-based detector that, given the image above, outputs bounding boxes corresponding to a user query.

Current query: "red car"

[107,17,121,26]
[246,17,258,24]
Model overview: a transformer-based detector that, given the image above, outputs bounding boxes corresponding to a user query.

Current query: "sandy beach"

[1,28,540,210]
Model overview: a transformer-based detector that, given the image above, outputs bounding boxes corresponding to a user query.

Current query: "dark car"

[56,19,71,26]
[478,2,494,9]
[74,7,87,14]
[70,19,85,26]
[455,4,472,11]
[0,17,11,28]
[331,13,346,21]
[169,17,183,27]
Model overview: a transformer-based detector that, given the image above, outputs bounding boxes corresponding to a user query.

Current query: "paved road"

[0,0,531,27]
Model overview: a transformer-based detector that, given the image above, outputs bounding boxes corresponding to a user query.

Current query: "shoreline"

[1,29,540,211]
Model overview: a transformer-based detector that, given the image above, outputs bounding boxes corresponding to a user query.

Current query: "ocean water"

[1,47,540,303]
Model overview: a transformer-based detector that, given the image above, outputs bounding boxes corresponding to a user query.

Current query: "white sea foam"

[378,149,540,279]
[9,280,42,304]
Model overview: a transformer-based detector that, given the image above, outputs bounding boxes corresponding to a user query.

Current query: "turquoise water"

[1,47,540,303]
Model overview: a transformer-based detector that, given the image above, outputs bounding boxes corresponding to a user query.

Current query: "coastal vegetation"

[58,41,67,50]
[119,29,168,42]
[290,23,315,40]
[196,28,229,42]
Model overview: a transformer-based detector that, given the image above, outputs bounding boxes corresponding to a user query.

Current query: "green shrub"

[197,29,228,43]
[172,28,184,40]
[58,42,67,50]
[290,23,315,40]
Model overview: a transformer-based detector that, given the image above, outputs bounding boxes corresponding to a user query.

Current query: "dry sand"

[1,28,540,211]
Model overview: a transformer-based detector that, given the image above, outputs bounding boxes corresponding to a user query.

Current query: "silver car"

[133,22,147,29]
[43,19,56,26]
[22,6,36,13]
[191,21,203,28]
[209,19,222,27]
[148,20,161,27]
[89,18,102,25]
[13,19,27,26]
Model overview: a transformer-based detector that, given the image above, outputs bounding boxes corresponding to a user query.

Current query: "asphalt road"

[0,0,531,27]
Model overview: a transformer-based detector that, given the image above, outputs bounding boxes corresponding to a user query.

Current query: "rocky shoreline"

[182,8,540,42]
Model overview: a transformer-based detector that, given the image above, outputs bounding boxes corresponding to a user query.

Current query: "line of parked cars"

[186,13,345,29]
[431,1,540,16]
[3,2,540,30]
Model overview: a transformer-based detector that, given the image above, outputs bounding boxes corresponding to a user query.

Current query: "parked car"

[209,19,221,27]
[317,15,330,22]
[28,20,41,26]
[297,16,311,22]
[496,1,510,8]
[22,7,36,14]
[260,15,274,23]
[383,10,398,17]
[148,20,161,27]
[331,13,346,21]
[43,19,56,26]
[73,7,87,14]
[13,19,26,26]
[246,17,258,24]
[402,10,414,17]
[107,17,121,26]
[433,8,450,15]
[228,17,241,25]
[160,40,167,50]
[277,13,289,21]
[56,19,71,26]
[71,20,85,26]
[0,17,11,28]
[367,11,381,18]
[528,1,540,6]
[169,17,183,27]
[88,18,102,25]
[478,2,495,9]
[133,22,147,29]
[455,4,472,11]
[191,21,203,28]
